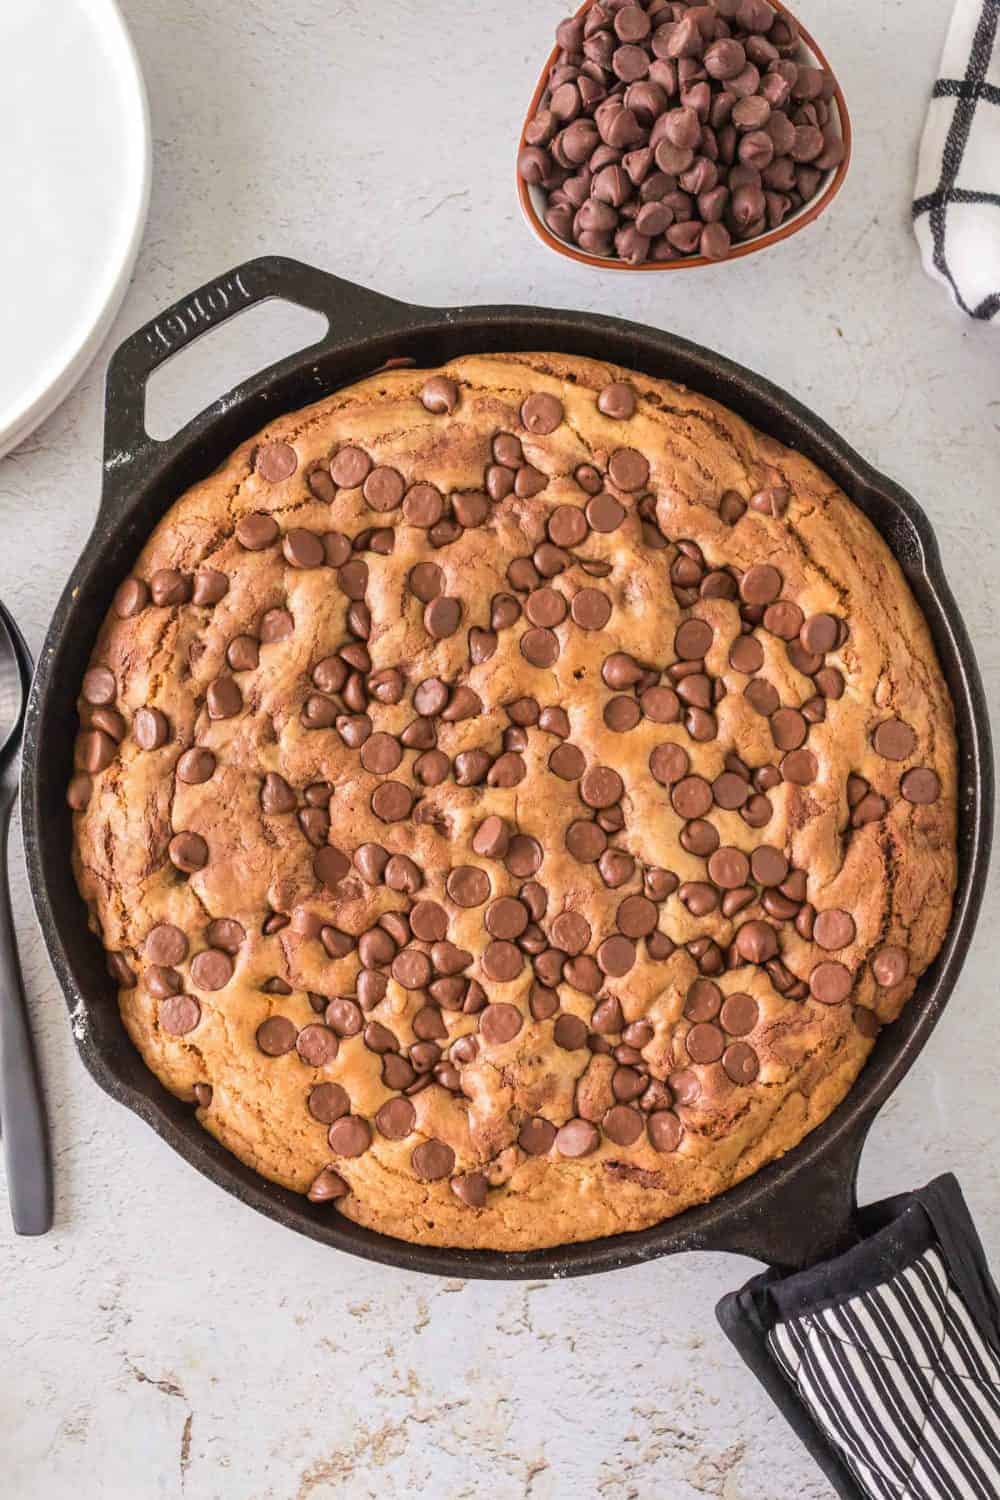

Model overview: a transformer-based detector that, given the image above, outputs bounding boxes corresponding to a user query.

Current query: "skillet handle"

[713,1109,871,1272]
[716,1174,1000,1500]
[101,255,414,493]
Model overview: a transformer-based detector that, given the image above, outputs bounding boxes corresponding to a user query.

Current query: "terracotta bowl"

[517,0,852,271]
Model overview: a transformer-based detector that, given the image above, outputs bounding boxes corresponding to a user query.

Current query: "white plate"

[0,0,150,459]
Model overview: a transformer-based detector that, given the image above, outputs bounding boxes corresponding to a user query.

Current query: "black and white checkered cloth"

[913,0,1000,321]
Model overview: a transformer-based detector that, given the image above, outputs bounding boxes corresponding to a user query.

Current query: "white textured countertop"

[1,2,997,1496]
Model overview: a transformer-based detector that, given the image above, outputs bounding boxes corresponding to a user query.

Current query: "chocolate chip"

[313,846,350,889]
[360,732,403,776]
[444,866,489,909]
[82,666,116,706]
[327,1115,372,1157]
[308,1168,349,1203]
[323,533,351,567]
[852,790,888,827]
[409,562,444,604]
[598,381,638,419]
[571,588,613,630]
[296,1023,338,1067]
[307,468,336,502]
[814,909,856,950]
[526,587,568,628]
[551,1012,587,1051]
[600,697,638,735]
[411,1139,455,1180]
[706,848,748,890]
[602,652,642,689]
[810,960,853,1004]
[371,782,414,822]
[472,817,510,861]
[723,1041,760,1084]
[771,707,808,750]
[750,845,788,886]
[712,772,750,811]
[616,894,659,939]
[114,578,150,617]
[382,1053,416,1090]
[482,940,524,982]
[799,612,839,654]
[740,564,782,604]
[260,772,296,815]
[66,773,92,810]
[764,600,804,640]
[390,948,432,990]
[316,1000,361,1047]
[469,627,498,663]
[686,1022,724,1063]
[160,994,201,1036]
[729,635,764,673]
[404,481,444,527]
[168,831,208,874]
[637,687,678,728]
[675,619,713,660]
[901,767,940,804]
[548,506,589,549]
[586,493,626,533]
[506,834,543,878]
[256,1016,297,1055]
[150,568,191,606]
[720,992,759,1035]
[555,1118,600,1157]
[519,627,559,668]
[330,446,372,488]
[283,528,325,568]
[671,775,713,818]
[451,1173,488,1208]
[133,707,169,750]
[236,512,279,551]
[734,920,778,963]
[579,766,623,811]
[597,935,636,976]
[519,1117,556,1155]
[646,1110,682,1152]
[480,1003,524,1044]
[255,441,297,482]
[608,447,650,491]
[421,376,459,414]
[549,911,589,955]
[873,945,908,987]
[338,560,369,601]
[521,392,564,434]
[781,748,818,785]
[146,923,188,966]
[603,1103,644,1146]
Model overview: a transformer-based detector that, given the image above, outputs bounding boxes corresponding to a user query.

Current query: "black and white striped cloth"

[718,1177,1000,1500]
[913,0,1000,321]
[770,1243,1000,1498]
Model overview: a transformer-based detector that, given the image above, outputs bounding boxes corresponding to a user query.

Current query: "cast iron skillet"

[22,256,992,1279]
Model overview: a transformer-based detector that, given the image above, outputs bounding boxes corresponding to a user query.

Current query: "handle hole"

[143,300,329,441]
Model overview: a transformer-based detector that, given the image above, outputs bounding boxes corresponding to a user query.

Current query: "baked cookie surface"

[69,353,957,1250]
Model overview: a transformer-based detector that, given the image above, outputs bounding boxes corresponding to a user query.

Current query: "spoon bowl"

[0,602,52,1236]
[0,607,30,767]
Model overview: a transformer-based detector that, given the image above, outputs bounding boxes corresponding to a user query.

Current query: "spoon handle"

[0,797,52,1234]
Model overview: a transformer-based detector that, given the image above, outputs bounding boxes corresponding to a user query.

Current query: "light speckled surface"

[0,1,996,1495]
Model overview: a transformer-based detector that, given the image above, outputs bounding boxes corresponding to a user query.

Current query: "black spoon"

[0,603,52,1234]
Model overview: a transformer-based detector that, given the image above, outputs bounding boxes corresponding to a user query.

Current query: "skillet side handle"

[101,255,413,499]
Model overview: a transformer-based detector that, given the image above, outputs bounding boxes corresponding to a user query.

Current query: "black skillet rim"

[21,258,994,1279]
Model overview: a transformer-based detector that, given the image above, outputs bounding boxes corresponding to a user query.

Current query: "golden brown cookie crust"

[70,353,957,1251]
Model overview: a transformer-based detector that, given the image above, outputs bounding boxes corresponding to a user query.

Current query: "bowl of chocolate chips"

[517,0,851,269]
